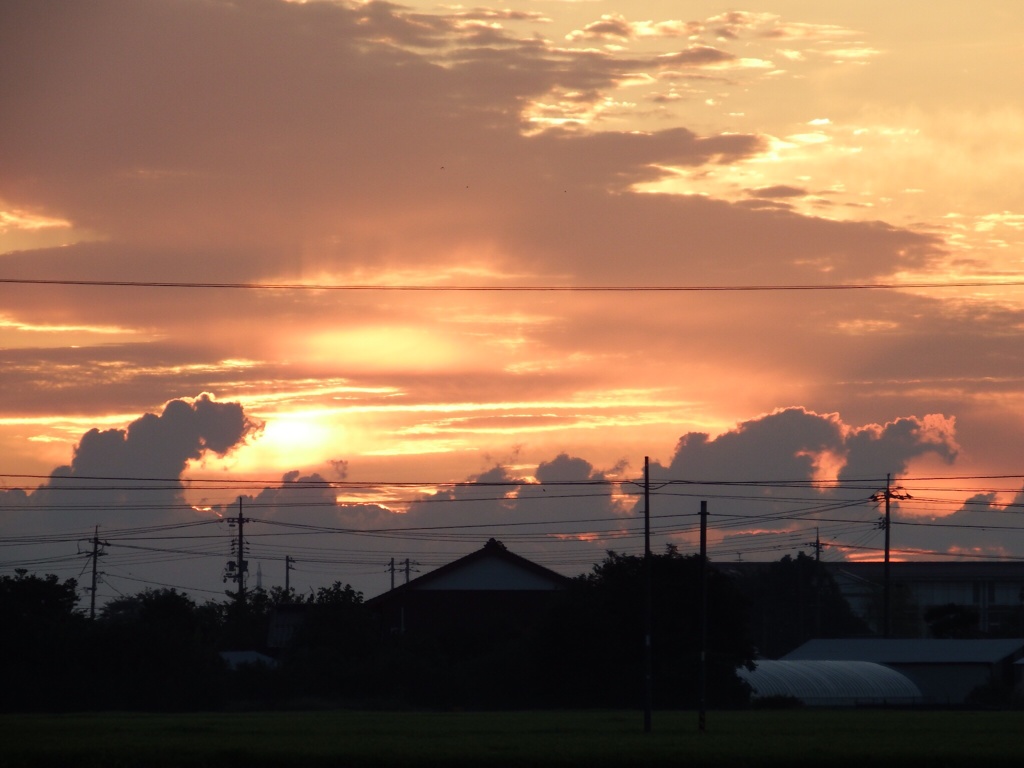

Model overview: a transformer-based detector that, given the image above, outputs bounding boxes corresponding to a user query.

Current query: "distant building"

[723,559,1024,640]
[824,561,1024,637]
[366,538,569,636]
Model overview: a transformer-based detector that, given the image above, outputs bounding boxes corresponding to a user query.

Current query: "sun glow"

[296,327,464,370]
[241,411,344,470]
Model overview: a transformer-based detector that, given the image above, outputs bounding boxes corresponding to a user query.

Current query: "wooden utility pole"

[883,474,891,637]
[236,497,246,605]
[87,525,107,620]
[643,456,652,734]
[872,475,910,638]
[224,497,249,606]
[698,500,708,733]
[285,555,294,593]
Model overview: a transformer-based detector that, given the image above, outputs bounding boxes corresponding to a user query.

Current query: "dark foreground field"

[1,709,1022,767]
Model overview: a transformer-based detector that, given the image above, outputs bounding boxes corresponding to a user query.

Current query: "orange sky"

[2,1,1023,599]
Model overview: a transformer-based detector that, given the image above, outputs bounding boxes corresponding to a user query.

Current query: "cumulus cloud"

[18,395,261,511]
[0,402,1018,601]
[661,407,958,484]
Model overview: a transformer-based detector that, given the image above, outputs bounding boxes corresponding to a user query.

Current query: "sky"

[2,0,1024,604]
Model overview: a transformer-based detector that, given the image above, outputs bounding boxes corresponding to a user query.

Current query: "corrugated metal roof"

[783,638,1024,664]
[738,660,922,706]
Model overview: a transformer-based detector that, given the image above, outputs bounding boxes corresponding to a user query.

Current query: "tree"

[924,603,980,639]
[535,549,755,709]
[732,553,870,658]
[0,571,87,710]
[94,588,224,710]
[280,582,376,703]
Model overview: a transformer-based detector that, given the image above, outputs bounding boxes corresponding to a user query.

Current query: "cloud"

[566,13,701,42]
[657,46,736,67]
[2,395,261,514]
[661,407,958,483]
[748,185,808,199]
[839,415,959,481]
[0,402,1016,601]
[63,394,258,478]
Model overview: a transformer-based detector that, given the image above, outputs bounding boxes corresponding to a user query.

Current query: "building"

[366,538,570,636]
[824,561,1024,637]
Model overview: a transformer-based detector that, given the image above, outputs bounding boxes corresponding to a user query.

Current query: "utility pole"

[285,555,294,593]
[804,528,824,638]
[642,456,652,734]
[389,557,416,587]
[86,525,108,620]
[871,475,910,638]
[236,497,246,605]
[698,499,708,734]
[224,497,249,607]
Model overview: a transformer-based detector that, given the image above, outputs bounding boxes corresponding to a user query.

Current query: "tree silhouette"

[731,553,869,657]
[0,571,86,710]
[535,549,755,708]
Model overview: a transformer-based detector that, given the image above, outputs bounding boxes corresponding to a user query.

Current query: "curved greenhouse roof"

[738,660,922,707]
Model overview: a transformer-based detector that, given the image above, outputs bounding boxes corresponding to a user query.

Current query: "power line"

[5,277,1024,292]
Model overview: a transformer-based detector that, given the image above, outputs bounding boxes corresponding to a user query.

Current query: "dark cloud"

[66,394,255,477]
[665,408,845,482]
[748,185,808,199]
[658,46,736,66]
[0,395,259,515]
[661,408,958,485]
[840,416,958,481]
[0,404,1019,602]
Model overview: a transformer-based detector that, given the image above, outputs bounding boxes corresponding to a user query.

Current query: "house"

[366,538,569,636]
[783,638,1024,704]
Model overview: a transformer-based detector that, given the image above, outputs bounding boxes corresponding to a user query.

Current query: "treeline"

[2,551,867,712]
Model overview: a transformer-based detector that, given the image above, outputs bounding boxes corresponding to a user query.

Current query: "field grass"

[1,709,1023,767]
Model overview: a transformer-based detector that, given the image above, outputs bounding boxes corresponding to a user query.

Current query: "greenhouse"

[738,659,923,707]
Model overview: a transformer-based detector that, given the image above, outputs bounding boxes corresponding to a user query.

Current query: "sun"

[240,411,343,472]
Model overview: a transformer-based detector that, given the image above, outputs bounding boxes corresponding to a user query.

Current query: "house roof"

[783,638,1024,665]
[367,538,569,602]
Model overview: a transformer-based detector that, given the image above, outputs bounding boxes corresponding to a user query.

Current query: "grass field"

[1,709,1023,767]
